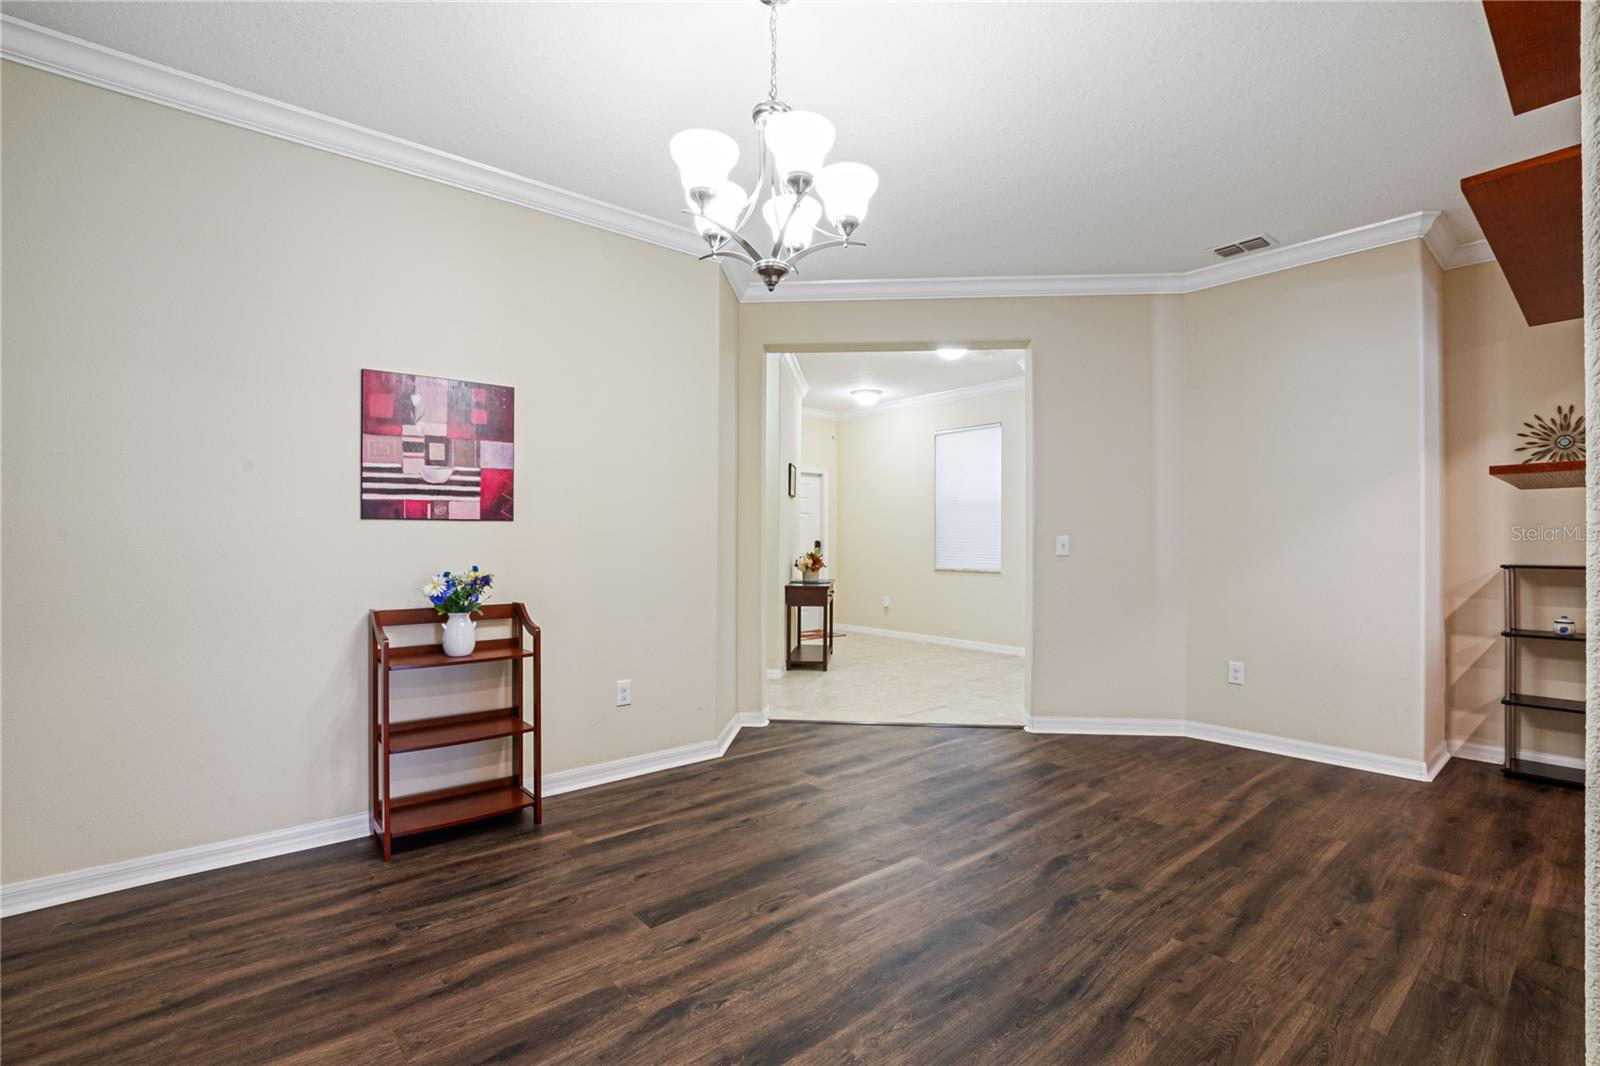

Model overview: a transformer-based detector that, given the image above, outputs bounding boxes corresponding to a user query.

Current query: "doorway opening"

[764,346,1030,727]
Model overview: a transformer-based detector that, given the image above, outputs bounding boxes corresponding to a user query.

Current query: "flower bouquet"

[422,566,493,656]
[795,549,825,583]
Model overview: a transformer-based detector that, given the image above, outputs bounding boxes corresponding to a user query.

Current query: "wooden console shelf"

[369,603,542,858]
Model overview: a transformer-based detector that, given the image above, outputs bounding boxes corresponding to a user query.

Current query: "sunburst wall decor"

[1515,404,1584,463]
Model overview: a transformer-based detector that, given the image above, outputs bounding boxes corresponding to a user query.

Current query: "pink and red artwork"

[361,369,513,521]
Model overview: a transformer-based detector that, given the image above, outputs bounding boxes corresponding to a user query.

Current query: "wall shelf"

[1488,460,1583,490]
[369,604,542,858]
[1461,145,1582,326]
[1481,0,1580,115]
[1502,693,1584,715]
[1501,627,1584,643]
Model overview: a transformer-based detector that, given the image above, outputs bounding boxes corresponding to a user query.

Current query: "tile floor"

[767,632,1025,726]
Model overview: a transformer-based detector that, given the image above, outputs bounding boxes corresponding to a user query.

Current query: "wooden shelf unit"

[1499,566,1584,790]
[369,603,541,859]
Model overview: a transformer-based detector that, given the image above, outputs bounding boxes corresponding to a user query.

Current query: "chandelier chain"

[768,2,779,102]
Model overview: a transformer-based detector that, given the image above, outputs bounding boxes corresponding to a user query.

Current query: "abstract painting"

[361,369,513,520]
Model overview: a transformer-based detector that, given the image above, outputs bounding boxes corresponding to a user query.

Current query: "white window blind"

[934,423,1002,572]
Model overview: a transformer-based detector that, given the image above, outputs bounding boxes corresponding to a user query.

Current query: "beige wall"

[738,300,1184,723]
[7,56,1571,889]
[737,243,1446,767]
[0,63,738,882]
[830,388,1027,648]
[1173,242,1441,762]
[1443,261,1586,763]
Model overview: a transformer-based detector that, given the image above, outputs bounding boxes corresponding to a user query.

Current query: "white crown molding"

[742,212,1497,303]
[0,16,709,260]
[1,17,1501,307]
[1421,213,1496,270]
[780,352,810,398]
[832,623,1025,657]
[819,377,1024,421]
[800,407,839,422]
[1,716,763,917]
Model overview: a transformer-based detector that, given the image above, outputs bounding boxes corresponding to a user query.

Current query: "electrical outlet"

[882,594,891,609]
[616,679,632,706]
[1055,534,1070,557]
[1227,661,1244,686]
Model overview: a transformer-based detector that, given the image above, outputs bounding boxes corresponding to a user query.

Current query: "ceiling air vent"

[1212,235,1275,259]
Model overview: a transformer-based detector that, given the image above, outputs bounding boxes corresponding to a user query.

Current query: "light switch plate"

[1055,534,1070,557]
[616,679,633,706]
[1227,661,1244,686]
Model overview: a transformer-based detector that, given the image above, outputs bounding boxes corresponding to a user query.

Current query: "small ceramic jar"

[1553,614,1576,636]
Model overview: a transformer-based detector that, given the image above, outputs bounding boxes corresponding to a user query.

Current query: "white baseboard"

[1449,739,1585,770]
[1184,721,1434,781]
[9,713,1539,917]
[1028,715,1437,781]
[1027,716,1184,736]
[765,668,784,681]
[1424,740,1451,782]
[833,623,1025,657]
[0,812,371,919]
[2,714,768,918]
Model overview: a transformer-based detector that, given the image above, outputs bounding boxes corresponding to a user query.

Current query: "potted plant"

[422,565,494,656]
[795,549,825,583]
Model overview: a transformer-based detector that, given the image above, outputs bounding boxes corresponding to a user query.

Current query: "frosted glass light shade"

[691,181,747,239]
[762,194,822,250]
[762,111,835,181]
[816,163,878,226]
[850,388,883,407]
[669,129,739,193]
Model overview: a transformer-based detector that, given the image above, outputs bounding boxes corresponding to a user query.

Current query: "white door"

[795,472,825,632]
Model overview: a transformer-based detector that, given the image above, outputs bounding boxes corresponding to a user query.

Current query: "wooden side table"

[785,580,834,671]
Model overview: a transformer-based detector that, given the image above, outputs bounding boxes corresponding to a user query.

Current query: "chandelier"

[668,0,878,291]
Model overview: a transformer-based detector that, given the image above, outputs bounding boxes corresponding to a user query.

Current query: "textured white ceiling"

[4,1,1580,282]
[797,349,1024,413]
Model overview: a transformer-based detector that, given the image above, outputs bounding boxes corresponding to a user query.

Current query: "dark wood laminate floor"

[2,724,1584,1065]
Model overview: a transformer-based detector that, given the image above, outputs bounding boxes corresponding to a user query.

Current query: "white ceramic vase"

[442,612,477,656]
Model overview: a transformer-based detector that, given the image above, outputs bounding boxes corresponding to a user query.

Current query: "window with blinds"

[934,423,1002,572]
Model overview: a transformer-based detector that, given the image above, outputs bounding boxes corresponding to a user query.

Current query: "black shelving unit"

[1499,564,1584,789]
